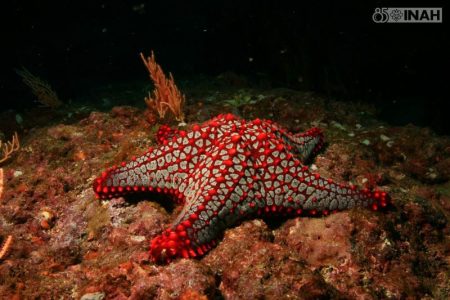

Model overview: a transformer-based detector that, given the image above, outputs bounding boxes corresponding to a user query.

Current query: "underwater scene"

[0,1,448,299]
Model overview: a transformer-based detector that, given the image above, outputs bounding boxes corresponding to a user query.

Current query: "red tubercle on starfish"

[369,190,390,211]
[156,124,190,145]
[149,222,222,264]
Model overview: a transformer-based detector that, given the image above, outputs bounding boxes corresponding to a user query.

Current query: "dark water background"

[1,1,447,133]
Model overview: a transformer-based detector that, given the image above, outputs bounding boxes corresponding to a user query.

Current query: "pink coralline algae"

[94,113,389,263]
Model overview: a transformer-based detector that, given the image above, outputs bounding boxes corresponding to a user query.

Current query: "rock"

[129,260,216,299]
[204,220,342,298]
[274,213,354,268]
[380,134,391,141]
[80,292,105,300]
[360,139,371,146]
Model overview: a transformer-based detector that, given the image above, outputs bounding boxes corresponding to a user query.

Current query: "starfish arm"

[93,145,191,200]
[253,141,389,215]
[247,122,388,214]
[149,132,252,263]
[93,118,222,200]
[291,128,325,162]
[277,164,389,215]
[149,177,225,264]
[271,124,325,163]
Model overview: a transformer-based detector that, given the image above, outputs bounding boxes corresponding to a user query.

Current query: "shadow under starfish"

[93,113,390,263]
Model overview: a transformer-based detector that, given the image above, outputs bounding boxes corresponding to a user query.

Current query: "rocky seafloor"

[0,86,449,299]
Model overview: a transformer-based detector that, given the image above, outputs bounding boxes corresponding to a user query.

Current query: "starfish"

[93,114,389,263]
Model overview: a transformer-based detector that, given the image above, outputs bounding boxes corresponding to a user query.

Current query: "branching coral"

[0,235,13,261]
[0,168,3,200]
[140,51,185,123]
[15,67,62,108]
[0,132,20,164]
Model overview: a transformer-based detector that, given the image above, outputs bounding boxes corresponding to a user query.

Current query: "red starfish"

[94,114,389,263]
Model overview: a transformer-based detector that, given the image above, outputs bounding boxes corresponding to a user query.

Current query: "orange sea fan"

[0,132,20,165]
[0,235,13,261]
[15,67,62,108]
[140,51,185,123]
[0,168,3,200]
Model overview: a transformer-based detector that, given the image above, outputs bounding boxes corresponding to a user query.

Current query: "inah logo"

[373,7,442,23]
